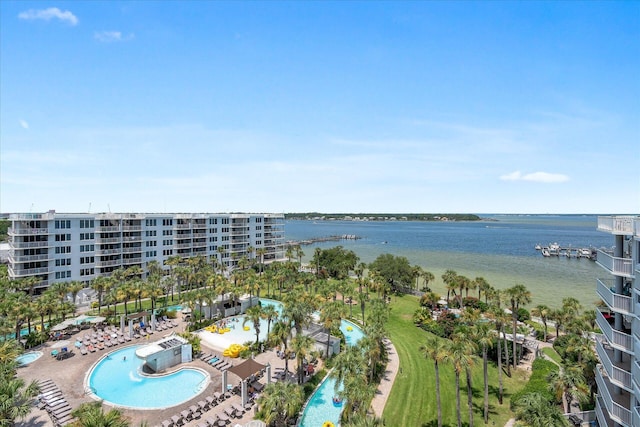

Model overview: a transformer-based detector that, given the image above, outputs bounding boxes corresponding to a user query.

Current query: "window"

[209,236,218,242]
[55,258,71,266]
[80,232,94,240]
[222,227,229,233]
[80,268,94,276]
[209,228,218,233]
[222,218,229,225]
[80,244,95,252]
[256,218,262,223]
[256,226,262,231]
[163,249,173,256]
[162,229,173,236]
[209,218,218,225]
[145,241,157,247]
[80,256,95,264]
[55,233,71,241]
[162,219,173,226]
[55,270,71,279]
[80,219,94,228]
[55,246,71,254]
[55,220,71,229]
[146,230,157,237]
[145,219,157,226]
[222,236,229,241]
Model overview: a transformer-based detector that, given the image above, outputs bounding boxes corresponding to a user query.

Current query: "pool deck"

[15,312,398,427]
[15,314,312,427]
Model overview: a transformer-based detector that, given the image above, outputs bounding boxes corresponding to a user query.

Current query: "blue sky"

[1,1,638,214]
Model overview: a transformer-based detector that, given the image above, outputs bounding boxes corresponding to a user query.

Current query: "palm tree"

[513,392,569,427]
[505,284,531,369]
[256,247,267,275]
[320,300,347,358]
[261,304,279,338]
[290,333,314,384]
[90,276,110,314]
[268,320,293,374]
[421,270,435,291]
[412,265,424,292]
[530,304,550,342]
[0,376,41,426]
[472,323,494,424]
[420,335,450,427]
[548,365,587,413]
[447,337,474,427]
[452,327,477,427]
[71,401,130,427]
[442,269,458,305]
[243,305,263,345]
[257,381,304,426]
[475,277,490,301]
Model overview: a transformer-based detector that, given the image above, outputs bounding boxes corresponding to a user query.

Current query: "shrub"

[517,308,530,322]
[510,358,558,409]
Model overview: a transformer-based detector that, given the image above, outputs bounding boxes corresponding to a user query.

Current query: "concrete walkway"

[370,338,400,418]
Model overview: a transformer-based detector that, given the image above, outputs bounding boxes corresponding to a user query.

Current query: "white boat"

[541,248,551,257]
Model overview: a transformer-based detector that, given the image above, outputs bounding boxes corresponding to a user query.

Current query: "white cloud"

[18,7,78,25]
[500,171,570,183]
[19,119,29,129]
[94,31,134,43]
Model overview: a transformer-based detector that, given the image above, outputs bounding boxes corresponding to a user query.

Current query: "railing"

[96,226,120,232]
[632,359,640,392]
[597,250,635,277]
[122,247,142,253]
[597,216,637,235]
[96,248,121,255]
[192,241,207,247]
[122,257,142,265]
[596,310,633,353]
[96,237,121,244]
[595,366,632,426]
[123,236,142,242]
[95,259,122,267]
[596,278,632,314]
[633,406,640,427]
[122,226,142,231]
[8,227,49,235]
[192,233,207,238]
[9,253,50,262]
[11,240,49,248]
[10,266,49,276]
[595,339,632,390]
[174,224,191,229]
[595,396,614,427]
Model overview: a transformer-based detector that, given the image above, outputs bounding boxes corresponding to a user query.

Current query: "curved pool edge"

[297,369,342,427]
[16,351,43,366]
[83,345,211,410]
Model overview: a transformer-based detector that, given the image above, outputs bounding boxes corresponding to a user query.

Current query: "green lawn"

[541,347,562,366]
[379,295,527,427]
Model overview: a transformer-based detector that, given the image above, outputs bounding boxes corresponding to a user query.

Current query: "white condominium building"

[7,211,285,294]
[594,216,640,427]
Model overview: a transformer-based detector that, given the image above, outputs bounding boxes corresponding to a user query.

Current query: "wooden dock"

[287,234,361,246]
[535,243,597,260]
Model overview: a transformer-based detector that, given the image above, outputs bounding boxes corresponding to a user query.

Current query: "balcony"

[95,259,122,267]
[96,226,120,232]
[9,266,49,277]
[96,248,121,256]
[123,236,142,242]
[192,240,206,247]
[595,366,632,426]
[96,237,121,244]
[122,247,142,253]
[122,257,142,265]
[11,240,49,249]
[634,406,640,427]
[632,359,640,392]
[597,250,635,278]
[597,216,637,235]
[174,224,191,229]
[596,339,632,391]
[8,227,50,236]
[595,396,615,427]
[176,243,192,249]
[192,233,207,238]
[595,310,634,354]
[597,279,632,314]
[8,253,50,263]
[122,225,142,232]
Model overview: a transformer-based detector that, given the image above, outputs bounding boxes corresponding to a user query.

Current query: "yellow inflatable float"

[346,326,353,332]
[323,422,335,427]
[243,326,250,331]
[222,343,247,358]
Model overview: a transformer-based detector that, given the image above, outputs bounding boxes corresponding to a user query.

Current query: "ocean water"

[285,215,615,310]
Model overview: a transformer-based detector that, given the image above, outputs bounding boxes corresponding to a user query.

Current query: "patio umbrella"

[51,340,70,349]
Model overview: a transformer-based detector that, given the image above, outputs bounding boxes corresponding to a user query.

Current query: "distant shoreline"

[284,213,481,222]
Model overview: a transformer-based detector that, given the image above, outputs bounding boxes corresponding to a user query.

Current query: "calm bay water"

[285,215,614,310]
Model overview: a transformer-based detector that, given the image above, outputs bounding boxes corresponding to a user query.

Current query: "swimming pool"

[87,346,209,409]
[16,351,43,365]
[198,299,284,350]
[300,320,365,427]
[298,376,344,427]
[166,305,183,312]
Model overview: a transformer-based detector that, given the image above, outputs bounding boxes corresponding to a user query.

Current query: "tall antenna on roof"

[88,202,91,213]
[108,204,111,213]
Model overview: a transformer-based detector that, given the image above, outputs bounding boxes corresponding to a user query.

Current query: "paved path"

[370,338,400,418]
